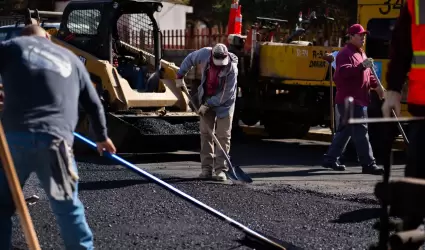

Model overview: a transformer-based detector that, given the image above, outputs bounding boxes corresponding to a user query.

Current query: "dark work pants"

[405,121,425,178]
[324,104,376,166]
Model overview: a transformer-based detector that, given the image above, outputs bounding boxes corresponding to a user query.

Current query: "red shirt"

[334,43,378,107]
[206,58,223,96]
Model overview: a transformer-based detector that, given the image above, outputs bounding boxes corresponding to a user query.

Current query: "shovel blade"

[225,165,252,184]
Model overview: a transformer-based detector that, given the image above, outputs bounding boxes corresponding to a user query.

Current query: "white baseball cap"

[212,43,229,66]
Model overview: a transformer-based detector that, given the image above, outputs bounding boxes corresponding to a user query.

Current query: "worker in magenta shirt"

[322,24,385,175]
[176,43,238,181]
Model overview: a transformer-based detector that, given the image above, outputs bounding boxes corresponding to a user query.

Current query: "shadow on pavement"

[331,207,380,224]
[76,152,200,166]
[247,168,361,178]
[79,177,205,191]
[75,138,407,171]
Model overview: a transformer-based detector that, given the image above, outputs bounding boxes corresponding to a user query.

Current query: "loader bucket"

[74,112,201,154]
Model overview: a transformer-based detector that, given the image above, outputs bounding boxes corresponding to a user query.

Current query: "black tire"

[263,116,311,139]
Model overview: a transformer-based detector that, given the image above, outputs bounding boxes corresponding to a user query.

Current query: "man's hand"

[382,90,402,118]
[96,138,116,156]
[362,58,374,69]
[374,85,385,100]
[198,104,209,116]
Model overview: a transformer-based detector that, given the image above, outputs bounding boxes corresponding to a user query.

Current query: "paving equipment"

[20,0,200,153]
[229,9,338,140]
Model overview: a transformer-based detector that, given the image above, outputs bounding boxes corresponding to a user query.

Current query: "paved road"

[10,137,406,250]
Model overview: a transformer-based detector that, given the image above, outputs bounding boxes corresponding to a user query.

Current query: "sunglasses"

[213,52,228,60]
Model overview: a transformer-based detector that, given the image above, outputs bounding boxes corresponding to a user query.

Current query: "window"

[67,9,101,35]
[365,18,397,59]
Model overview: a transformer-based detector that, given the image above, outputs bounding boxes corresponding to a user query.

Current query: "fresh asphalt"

[11,136,406,250]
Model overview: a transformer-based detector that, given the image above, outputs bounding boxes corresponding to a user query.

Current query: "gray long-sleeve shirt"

[0,36,107,145]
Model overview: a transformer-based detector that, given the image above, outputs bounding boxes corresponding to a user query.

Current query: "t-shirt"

[0,36,107,145]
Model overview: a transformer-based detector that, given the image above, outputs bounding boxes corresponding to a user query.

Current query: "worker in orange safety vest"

[383,0,425,179]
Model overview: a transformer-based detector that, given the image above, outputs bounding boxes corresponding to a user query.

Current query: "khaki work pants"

[199,110,233,173]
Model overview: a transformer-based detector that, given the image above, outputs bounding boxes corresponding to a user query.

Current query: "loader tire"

[263,117,310,139]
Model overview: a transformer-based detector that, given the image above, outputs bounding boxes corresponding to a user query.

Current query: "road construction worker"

[0,25,116,250]
[322,24,385,175]
[176,43,238,181]
[383,1,425,179]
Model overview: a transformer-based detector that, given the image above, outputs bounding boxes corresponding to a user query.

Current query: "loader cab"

[56,0,164,90]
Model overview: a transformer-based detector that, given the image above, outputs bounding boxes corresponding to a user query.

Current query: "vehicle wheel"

[263,117,311,139]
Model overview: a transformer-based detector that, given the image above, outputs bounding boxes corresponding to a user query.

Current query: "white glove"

[381,90,402,118]
[198,104,209,116]
[362,58,374,69]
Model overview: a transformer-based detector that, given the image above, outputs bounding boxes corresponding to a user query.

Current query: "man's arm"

[206,67,238,107]
[76,60,108,142]
[386,3,412,93]
[336,51,365,79]
[177,47,211,77]
[369,70,379,89]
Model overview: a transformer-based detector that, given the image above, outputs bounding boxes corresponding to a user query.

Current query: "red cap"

[347,24,369,35]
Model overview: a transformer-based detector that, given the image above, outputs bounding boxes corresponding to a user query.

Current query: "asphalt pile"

[12,161,380,250]
[133,118,200,135]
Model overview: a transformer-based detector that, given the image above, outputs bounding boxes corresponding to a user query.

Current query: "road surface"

[10,137,406,250]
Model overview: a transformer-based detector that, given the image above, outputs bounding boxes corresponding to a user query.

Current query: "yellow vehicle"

[229,11,341,138]
[231,0,407,160]
[18,0,200,153]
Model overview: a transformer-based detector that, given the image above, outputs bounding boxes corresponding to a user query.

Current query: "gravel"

[11,162,381,250]
[132,118,200,135]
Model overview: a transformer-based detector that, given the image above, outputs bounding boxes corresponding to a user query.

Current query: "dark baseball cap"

[347,24,370,35]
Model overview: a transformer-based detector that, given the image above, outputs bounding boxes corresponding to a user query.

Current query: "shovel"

[73,132,287,249]
[178,79,252,184]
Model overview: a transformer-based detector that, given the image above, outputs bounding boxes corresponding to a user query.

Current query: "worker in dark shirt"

[322,24,385,175]
[383,1,425,179]
[0,25,116,250]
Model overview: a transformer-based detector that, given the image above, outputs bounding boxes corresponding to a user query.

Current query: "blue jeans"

[0,132,93,250]
[324,104,376,166]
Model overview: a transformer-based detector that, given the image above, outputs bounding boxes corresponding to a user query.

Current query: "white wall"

[154,2,193,31]
[54,0,70,12]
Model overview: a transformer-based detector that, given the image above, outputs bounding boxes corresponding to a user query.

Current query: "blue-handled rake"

[73,132,287,250]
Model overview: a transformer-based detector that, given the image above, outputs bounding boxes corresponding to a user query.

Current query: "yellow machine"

[230,0,408,160]
[230,11,340,138]
[20,0,200,153]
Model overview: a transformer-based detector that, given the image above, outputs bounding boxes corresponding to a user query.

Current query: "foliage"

[187,0,356,28]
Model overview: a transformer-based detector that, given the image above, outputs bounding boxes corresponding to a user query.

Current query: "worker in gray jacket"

[177,43,238,181]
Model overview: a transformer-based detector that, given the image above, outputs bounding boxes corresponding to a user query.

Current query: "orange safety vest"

[407,0,425,105]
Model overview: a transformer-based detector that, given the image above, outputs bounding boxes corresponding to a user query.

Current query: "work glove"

[362,58,374,69]
[198,104,209,116]
[381,90,402,118]
[374,85,385,100]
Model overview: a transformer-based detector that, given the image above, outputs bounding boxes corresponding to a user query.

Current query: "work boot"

[213,171,227,181]
[362,163,384,175]
[198,169,213,179]
[322,162,346,171]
